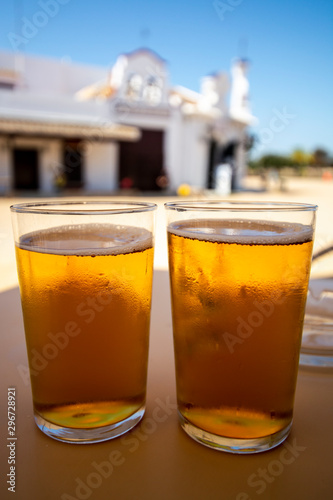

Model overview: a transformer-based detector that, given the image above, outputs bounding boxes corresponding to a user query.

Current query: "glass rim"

[164,201,318,212]
[10,200,158,215]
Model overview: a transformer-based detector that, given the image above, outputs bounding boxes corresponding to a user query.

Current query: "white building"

[0,48,255,194]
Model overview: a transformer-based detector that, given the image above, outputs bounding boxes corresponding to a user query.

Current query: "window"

[13,149,39,190]
[0,82,15,90]
[125,74,143,100]
[63,140,84,188]
[143,76,162,105]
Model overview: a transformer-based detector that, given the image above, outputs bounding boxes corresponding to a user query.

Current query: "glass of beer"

[11,201,156,444]
[165,201,317,453]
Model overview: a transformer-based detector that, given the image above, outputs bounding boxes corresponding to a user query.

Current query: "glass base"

[178,411,292,454]
[34,405,145,444]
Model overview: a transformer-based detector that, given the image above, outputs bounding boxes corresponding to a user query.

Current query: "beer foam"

[168,219,313,245]
[18,224,153,256]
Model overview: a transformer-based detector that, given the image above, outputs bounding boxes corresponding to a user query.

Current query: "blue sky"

[0,0,332,159]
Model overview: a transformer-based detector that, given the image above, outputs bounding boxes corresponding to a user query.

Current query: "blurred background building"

[0,48,255,194]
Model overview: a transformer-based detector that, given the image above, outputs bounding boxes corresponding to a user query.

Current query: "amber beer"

[15,223,154,435]
[168,217,314,449]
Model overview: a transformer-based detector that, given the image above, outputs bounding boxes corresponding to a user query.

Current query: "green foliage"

[291,149,312,165]
[250,154,295,170]
[249,148,332,171]
[312,148,330,166]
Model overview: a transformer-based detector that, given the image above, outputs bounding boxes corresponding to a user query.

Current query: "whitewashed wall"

[84,142,118,191]
[0,51,106,96]
[166,109,184,190]
[173,117,209,188]
[40,140,63,192]
[0,138,11,192]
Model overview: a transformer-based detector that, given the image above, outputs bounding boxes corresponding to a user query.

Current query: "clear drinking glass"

[165,201,316,453]
[11,201,156,443]
[300,241,333,368]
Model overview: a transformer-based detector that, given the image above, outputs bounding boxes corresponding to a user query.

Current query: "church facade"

[0,48,255,194]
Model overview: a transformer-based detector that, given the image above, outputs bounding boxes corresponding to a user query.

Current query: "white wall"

[40,140,63,192]
[85,142,118,191]
[0,51,106,96]
[166,109,184,190]
[0,89,111,122]
[0,138,11,193]
[234,133,247,189]
[176,117,209,188]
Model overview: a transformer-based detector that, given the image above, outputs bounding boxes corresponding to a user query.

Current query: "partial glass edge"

[299,352,333,370]
[164,201,318,212]
[178,411,292,454]
[34,405,145,444]
[10,201,157,215]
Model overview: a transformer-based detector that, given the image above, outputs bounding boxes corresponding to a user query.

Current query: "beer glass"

[165,201,316,453]
[11,201,156,443]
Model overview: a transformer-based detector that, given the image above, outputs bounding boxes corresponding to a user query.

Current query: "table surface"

[1,270,333,500]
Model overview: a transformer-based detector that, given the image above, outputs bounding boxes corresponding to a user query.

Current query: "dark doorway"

[207,139,218,189]
[221,142,237,162]
[63,140,84,188]
[221,142,238,191]
[119,129,164,191]
[207,140,238,190]
[13,148,39,190]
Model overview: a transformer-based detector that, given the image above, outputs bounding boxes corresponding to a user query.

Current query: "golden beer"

[168,218,313,444]
[16,223,154,432]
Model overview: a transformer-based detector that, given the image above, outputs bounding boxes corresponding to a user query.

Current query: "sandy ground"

[1,175,333,292]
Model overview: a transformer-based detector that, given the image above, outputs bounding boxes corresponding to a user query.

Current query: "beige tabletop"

[1,269,333,500]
